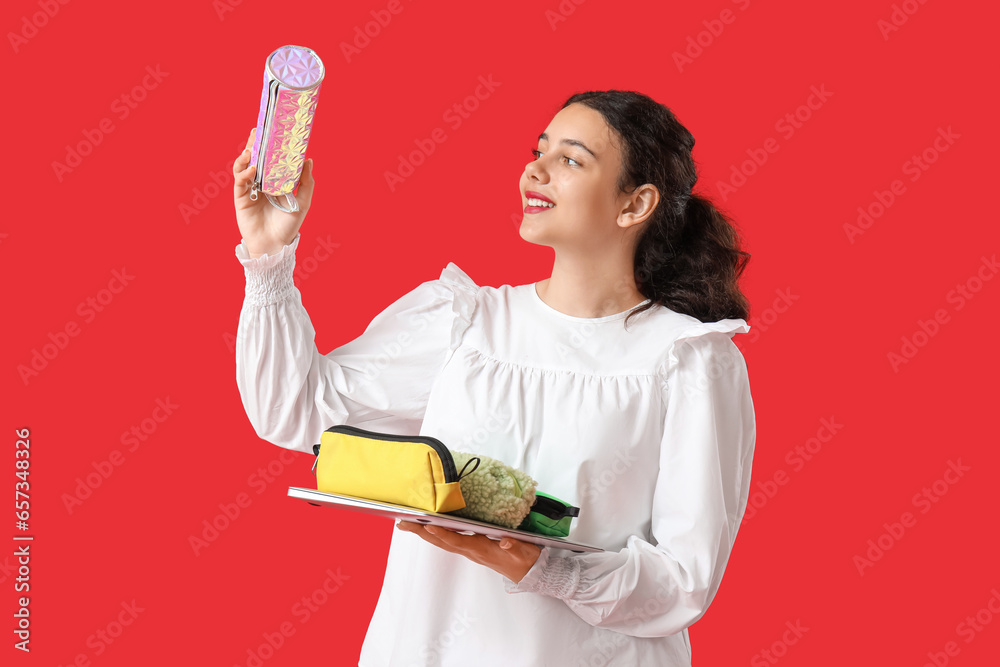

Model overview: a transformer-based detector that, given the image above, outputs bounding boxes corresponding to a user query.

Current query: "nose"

[525,155,549,184]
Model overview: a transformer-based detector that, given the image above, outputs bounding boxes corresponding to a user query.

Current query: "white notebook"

[287,486,604,553]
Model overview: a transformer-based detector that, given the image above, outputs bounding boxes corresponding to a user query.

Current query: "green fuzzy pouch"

[448,451,538,529]
[517,492,580,537]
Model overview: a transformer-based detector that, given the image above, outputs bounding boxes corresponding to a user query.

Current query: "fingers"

[234,127,256,176]
[398,523,499,554]
[233,147,252,176]
[233,153,255,195]
[420,526,487,555]
[234,128,257,194]
[396,522,464,551]
[233,128,315,208]
[294,158,315,209]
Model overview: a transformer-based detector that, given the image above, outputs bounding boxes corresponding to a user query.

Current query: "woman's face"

[518,103,636,253]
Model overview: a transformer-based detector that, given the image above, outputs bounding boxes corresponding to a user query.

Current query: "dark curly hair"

[558,90,751,330]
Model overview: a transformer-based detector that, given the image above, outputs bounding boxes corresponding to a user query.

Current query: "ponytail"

[626,190,750,329]
[557,90,751,331]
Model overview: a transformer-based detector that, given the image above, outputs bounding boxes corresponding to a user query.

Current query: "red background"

[5,0,999,665]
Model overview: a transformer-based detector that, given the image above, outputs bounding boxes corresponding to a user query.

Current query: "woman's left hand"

[396,521,542,583]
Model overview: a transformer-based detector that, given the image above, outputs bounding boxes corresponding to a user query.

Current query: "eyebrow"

[538,132,597,159]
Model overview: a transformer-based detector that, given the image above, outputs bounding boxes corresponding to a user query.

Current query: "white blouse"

[235,233,756,666]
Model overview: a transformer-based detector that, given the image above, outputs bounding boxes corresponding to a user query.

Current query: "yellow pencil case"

[311,424,480,513]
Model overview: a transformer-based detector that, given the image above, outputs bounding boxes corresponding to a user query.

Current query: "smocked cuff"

[503,548,580,599]
[235,234,300,307]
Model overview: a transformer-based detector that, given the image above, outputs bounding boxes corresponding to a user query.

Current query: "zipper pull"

[457,457,480,481]
[250,181,258,201]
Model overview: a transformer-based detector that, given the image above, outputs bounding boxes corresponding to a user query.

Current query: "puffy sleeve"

[234,234,479,453]
[504,322,755,638]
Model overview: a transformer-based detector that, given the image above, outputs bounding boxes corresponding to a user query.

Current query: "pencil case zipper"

[312,424,476,482]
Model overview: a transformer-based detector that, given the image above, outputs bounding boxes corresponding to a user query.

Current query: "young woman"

[232,90,755,666]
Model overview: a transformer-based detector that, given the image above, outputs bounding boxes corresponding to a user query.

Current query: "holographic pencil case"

[249,44,324,213]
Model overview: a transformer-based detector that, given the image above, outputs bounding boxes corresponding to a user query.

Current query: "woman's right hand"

[233,127,316,259]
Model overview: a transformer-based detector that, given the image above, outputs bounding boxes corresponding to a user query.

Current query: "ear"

[617,184,660,230]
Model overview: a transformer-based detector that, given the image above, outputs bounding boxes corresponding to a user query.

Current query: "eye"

[529,149,580,166]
